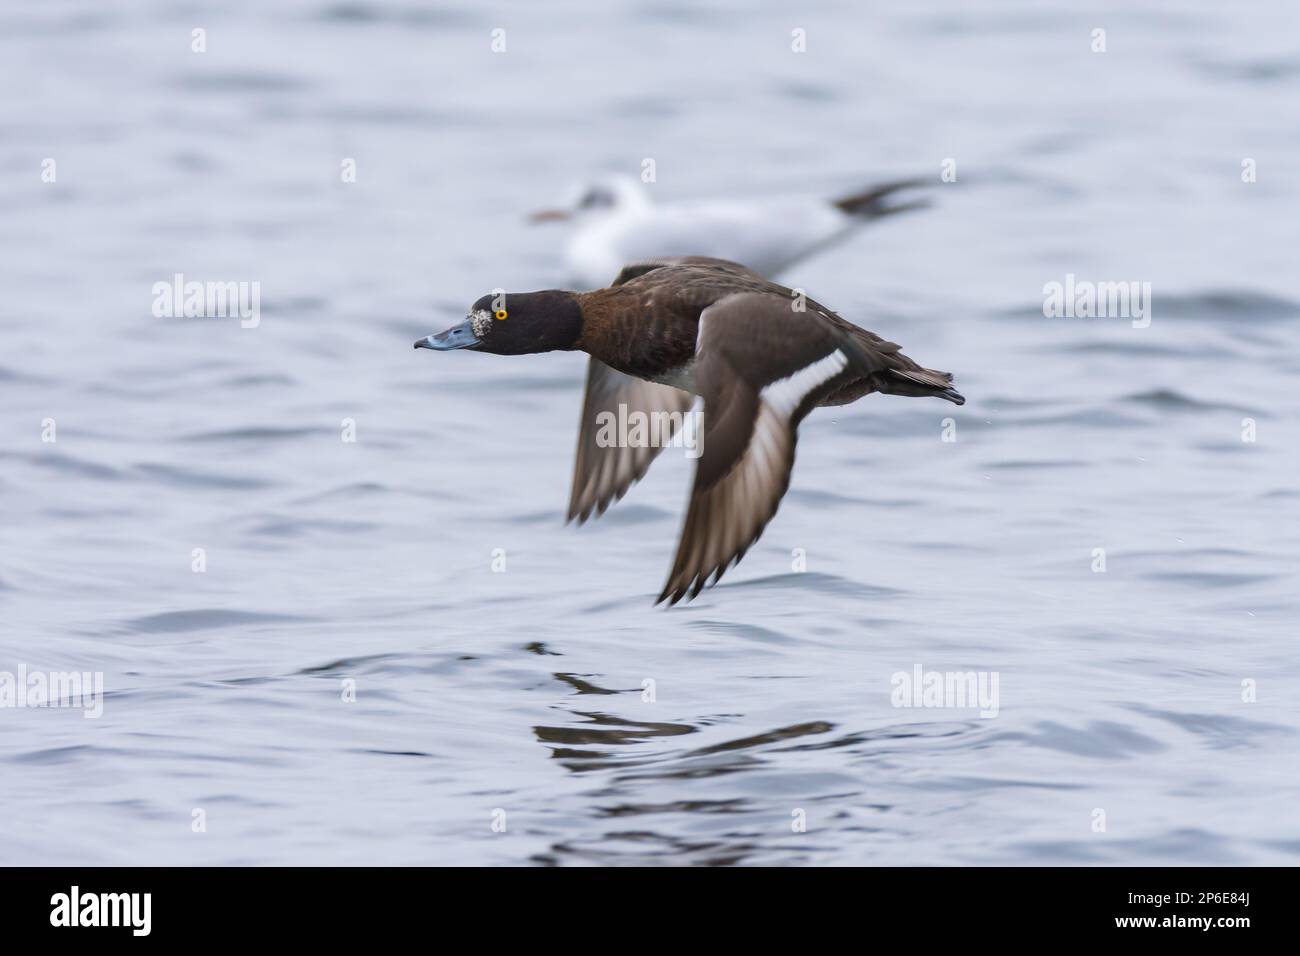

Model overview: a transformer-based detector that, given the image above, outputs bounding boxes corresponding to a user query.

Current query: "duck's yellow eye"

[494,309,508,320]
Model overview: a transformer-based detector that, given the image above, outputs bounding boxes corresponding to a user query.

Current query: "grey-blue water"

[2,0,1298,865]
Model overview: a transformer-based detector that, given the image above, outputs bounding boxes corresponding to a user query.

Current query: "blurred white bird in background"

[528,173,930,288]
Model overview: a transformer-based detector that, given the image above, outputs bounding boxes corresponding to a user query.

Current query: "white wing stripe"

[759,349,848,418]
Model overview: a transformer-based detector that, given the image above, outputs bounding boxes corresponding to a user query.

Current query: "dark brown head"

[414,290,583,356]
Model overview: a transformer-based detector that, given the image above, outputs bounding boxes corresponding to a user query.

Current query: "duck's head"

[527,174,650,224]
[414,291,583,356]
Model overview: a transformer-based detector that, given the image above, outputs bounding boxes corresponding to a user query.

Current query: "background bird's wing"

[568,358,694,524]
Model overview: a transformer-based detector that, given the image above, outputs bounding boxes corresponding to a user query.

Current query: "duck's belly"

[819,375,875,406]
[646,365,870,402]
[647,362,698,394]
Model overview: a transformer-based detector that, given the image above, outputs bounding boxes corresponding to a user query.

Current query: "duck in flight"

[415,257,963,605]
[529,174,930,288]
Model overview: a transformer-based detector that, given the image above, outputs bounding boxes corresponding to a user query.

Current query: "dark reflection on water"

[537,712,697,753]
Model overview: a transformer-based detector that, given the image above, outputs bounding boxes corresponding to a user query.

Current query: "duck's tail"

[879,365,965,405]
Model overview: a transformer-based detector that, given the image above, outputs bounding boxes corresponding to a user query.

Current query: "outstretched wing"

[568,358,693,524]
[657,293,859,605]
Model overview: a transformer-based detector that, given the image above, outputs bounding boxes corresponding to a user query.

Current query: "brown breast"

[575,284,701,380]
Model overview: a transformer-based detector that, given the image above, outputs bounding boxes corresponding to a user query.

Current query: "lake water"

[1,0,1298,865]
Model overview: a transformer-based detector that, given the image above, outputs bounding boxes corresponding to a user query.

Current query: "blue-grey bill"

[414,319,479,351]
